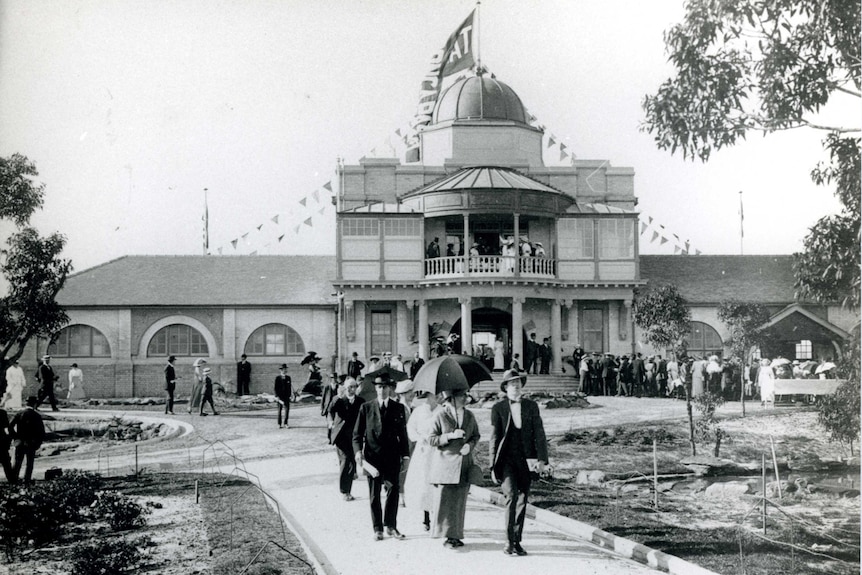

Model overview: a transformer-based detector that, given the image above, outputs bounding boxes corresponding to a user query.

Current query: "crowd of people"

[319,351,549,555]
[426,235,550,275]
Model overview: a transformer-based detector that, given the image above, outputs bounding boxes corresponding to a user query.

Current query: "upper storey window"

[558,219,594,259]
[383,219,422,236]
[342,219,379,236]
[598,219,634,259]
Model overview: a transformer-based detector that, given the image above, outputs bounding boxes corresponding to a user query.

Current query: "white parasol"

[815,361,836,374]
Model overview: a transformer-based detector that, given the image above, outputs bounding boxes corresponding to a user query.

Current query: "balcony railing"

[424,255,556,279]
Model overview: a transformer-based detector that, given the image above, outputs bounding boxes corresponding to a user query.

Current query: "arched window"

[245,324,305,356]
[682,321,723,358]
[147,324,209,357]
[46,325,111,357]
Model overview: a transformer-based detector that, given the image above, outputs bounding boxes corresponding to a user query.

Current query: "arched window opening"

[244,324,305,356]
[147,324,209,357]
[45,325,111,357]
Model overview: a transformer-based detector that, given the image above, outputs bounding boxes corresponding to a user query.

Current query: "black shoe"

[386,528,405,540]
[513,542,528,556]
[200,412,208,416]
[423,522,430,532]
[504,543,515,555]
[444,538,458,549]
[343,493,355,501]
[374,531,384,541]
[452,539,464,547]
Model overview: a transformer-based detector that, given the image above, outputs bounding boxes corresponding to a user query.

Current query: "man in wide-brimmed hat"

[489,370,548,556]
[353,375,410,541]
[274,364,293,428]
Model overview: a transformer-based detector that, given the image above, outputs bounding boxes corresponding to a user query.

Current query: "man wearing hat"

[329,377,364,500]
[35,355,60,412]
[199,367,218,416]
[353,375,410,541]
[489,370,548,556]
[274,364,293,428]
[164,356,179,415]
[10,396,45,485]
[347,352,365,379]
[236,354,252,396]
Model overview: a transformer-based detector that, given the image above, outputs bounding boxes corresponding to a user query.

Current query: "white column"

[418,300,429,360]
[551,299,562,374]
[460,297,472,355]
[512,296,524,367]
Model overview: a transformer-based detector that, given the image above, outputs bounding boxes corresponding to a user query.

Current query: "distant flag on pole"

[408,8,476,161]
[202,189,209,255]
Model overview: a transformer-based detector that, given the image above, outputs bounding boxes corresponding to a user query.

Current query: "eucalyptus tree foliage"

[0,154,72,367]
[633,283,692,356]
[642,0,860,309]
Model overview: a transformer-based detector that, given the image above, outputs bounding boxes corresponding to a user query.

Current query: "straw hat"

[499,369,527,391]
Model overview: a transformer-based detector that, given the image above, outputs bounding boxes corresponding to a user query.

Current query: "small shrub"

[38,470,102,523]
[93,491,149,531]
[70,536,149,575]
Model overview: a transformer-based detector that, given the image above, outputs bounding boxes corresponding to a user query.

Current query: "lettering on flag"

[408,9,476,159]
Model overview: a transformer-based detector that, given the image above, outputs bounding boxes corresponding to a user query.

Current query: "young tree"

[717,300,770,415]
[642,0,861,309]
[0,154,72,383]
[633,283,696,452]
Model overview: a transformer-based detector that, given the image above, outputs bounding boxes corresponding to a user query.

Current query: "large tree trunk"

[686,385,696,456]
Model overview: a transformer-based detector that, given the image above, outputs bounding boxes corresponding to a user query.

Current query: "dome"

[432,76,528,125]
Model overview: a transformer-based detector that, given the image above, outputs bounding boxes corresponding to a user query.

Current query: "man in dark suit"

[353,375,410,541]
[347,352,364,379]
[35,355,59,412]
[274,364,293,429]
[632,352,646,397]
[409,351,425,379]
[572,345,585,375]
[602,353,618,396]
[489,370,548,556]
[524,333,539,375]
[237,354,252,395]
[329,377,364,500]
[10,396,45,485]
[538,338,552,374]
[164,355,178,414]
[0,406,13,482]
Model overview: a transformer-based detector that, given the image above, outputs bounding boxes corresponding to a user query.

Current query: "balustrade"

[424,255,556,279]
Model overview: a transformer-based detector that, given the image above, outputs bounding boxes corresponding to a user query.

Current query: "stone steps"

[473,373,580,396]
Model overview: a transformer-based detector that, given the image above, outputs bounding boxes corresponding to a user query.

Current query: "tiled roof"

[566,203,637,214]
[406,166,563,196]
[58,255,337,307]
[639,255,798,304]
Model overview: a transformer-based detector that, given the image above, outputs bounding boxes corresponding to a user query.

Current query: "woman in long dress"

[758,358,775,407]
[427,388,480,549]
[493,337,505,371]
[2,360,25,409]
[188,358,206,413]
[67,363,87,400]
[404,390,438,531]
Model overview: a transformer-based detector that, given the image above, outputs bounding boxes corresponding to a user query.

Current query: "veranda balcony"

[424,255,556,279]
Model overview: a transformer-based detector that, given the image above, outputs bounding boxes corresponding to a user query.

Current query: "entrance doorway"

[451,307,513,371]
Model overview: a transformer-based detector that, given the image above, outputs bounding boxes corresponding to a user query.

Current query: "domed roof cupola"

[432,75,528,125]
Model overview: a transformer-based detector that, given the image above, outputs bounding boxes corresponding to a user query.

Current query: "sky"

[0,0,853,276]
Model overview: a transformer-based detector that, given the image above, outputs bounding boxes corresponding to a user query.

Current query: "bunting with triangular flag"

[300,197,307,207]
[304,217,313,227]
[231,239,238,249]
[323,181,332,192]
[293,224,300,234]
[256,224,263,231]
[673,245,680,254]
[651,231,659,243]
[547,137,556,148]
[660,236,668,245]
[640,222,648,235]
[278,234,285,242]
[695,250,702,255]
[242,232,249,240]
[318,207,326,215]
[560,150,568,161]
[271,215,279,224]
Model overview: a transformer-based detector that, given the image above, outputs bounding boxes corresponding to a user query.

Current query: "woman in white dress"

[758,358,775,407]
[3,360,25,409]
[404,390,438,531]
[493,337,505,371]
[67,363,86,400]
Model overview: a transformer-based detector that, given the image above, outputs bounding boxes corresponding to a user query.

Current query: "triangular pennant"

[231,239,238,249]
[660,236,668,245]
[673,245,680,254]
[651,231,659,243]
[217,247,223,255]
[257,224,263,231]
[395,128,402,137]
[242,232,249,240]
[323,181,332,192]
[303,217,313,227]
[271,215,279,224]
[560,150,568,161]
[647,216,653,224]
[695,249,702,255]
[528,113,537,123]
[300,197,307,207]
[659,224,665,230]
[560,143,567,151]
[673,233,679,240]
[313,190,320,203]
[250,250,257,256]
[318,206,325,215]
[278,234,285,242]
[293,224,300,234]
[640,222,648,235]
[547,137,556,148]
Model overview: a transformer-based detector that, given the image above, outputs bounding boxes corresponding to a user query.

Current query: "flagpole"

[739,190,744,255]
[203,188,209,255]
[475,1,481,70]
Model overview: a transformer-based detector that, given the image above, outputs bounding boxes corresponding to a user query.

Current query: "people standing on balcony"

[469,243,480,272]
[500,235,516,273]
[426,237,440,259]
[519,236,532,272]
[525,333,539,375]
[539,338,552,374]
[445,243,456,274]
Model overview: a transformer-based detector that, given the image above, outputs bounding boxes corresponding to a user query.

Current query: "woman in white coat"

[758,358,776,407]
[2,360,25,409]
[404,390,438,531]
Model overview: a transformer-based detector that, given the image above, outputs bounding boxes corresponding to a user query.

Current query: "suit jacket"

[538,344,551,361]
[38,363,57,387]
[329,395,365,448]
[409,358,425,379]
[237,361,252,384]
[10,407,44,449]
[632,357,645,380]
[164,364,177,391]
[274,375,293,401]
[525,340,538,360]
[347,359,364,378]
[489,398,547,480]
[601,356,617,378]
[320,383,338,416]
[352,399,410,480]
[427,406,480,484]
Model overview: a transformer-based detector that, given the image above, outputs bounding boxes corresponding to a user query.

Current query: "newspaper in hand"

[362,460,380,478]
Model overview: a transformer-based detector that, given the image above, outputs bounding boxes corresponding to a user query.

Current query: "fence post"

[761,454,767,534]
[653,438,659,509]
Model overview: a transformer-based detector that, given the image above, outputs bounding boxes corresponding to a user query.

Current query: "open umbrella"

[815,361,836,375]
[300,352,319,366]
[364,364,408,383]
[798,360,818,374]
[412,354,493,395]
[771,357,792,367]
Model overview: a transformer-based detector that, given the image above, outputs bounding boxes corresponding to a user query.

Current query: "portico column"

[619,300,631,342]
[551,299,563,374]
[418,300,429,360]
[459,297,472,355]
[513,213,521,278]
[512,296,524,367]
[344,301,355,341]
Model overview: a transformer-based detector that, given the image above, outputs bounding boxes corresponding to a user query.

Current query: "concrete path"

[34,397,738,574]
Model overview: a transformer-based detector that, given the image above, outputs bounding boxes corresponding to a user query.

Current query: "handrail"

[424,255,556,278]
